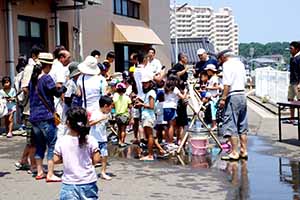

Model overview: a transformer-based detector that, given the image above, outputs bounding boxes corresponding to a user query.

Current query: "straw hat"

[38,52,54,65]
[78,56,100,75]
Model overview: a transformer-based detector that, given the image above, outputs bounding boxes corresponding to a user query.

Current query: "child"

[205,64,220,130]
[163,75,187,151]
[0,76,17,138]
[136,73,156,161]
[176,80,188,145]
[113,83,132,147]
[198,71,209,98]
[89,96,113,180]
[53,107,101,200]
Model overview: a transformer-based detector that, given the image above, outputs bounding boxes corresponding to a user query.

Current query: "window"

[113,0,140,19]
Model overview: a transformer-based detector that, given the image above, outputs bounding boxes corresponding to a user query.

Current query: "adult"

[77,56,102,116]
[287,41,300,124]
[29,52,67,182]
[91,49,101,63]
[145,47,164,82]
[49,48,71,138]
[194,48,218,78]
[172,52,189,83]
[218,49,248,161]
[104,51,115,79]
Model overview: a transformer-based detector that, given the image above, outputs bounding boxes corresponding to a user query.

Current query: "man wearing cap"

[194,48,218,78]
[218,49,248,161]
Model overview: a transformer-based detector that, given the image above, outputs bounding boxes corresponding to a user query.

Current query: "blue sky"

[173,0,300,43]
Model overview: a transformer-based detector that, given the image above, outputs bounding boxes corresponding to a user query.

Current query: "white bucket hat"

[141,72,153,83]
[197,48,206,55]
[204,64,217,72]
[78,56,100,75]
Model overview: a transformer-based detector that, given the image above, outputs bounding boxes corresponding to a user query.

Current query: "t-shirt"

[145,58,162,75]
[141,89,156,120]
[29,74,56,122]
[99,75,108,96]
[207,75,219,97]
[163,87,180,109]
[113,93,132,116]
[54,134,98,185]
[89,110,108,142]
[222,58,246,94]
[133,65,145,97]
[195,57,218,76]
[77,74,102,112]
[155,101,167,125]
[0,88,16,111]
[21,58,36,88]
[172,63,188,82]
[49,59,69,84]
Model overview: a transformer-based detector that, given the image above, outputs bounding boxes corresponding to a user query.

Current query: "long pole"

[174,0,178,64]
[7,0,15,83]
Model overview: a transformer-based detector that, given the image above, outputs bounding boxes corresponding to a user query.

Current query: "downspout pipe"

[6,0,15,83]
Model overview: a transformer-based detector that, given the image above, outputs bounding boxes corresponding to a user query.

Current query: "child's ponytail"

[66,107,90,148]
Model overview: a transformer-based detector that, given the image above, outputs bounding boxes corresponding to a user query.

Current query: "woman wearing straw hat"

[29,52,67,182]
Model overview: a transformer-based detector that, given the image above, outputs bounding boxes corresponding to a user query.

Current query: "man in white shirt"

[218,49,248,161]
[145,47,164,83]
[49,49,71,138]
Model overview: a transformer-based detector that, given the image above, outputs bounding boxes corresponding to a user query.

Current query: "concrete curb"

[247,95,278,115]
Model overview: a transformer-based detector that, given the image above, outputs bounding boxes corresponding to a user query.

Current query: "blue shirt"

[29,74,56,122]
[195,57,218,76]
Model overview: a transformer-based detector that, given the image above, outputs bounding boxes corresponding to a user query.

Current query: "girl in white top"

[163,75,187,149]
[54,107,101,200]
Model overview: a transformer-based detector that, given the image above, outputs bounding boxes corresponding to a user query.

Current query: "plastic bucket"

[190,135,209,156]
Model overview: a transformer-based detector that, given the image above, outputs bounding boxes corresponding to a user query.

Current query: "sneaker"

[166,143,178,151]
[15,162,30,170]
[101,173,112,180]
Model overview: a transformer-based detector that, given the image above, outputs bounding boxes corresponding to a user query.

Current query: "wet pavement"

[0,132,300,199]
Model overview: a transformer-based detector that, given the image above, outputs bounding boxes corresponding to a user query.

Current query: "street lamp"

[174,0,188,63]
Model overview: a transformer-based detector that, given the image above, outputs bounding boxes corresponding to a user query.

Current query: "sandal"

[239,153,248,160]
[46,175,62,183]
[221,154,240,161]
[35,174,46,180]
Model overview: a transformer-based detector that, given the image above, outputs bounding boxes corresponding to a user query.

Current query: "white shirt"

[207,75,219,97]
[145,58,162,75]
[141,89,156,120]
[133,65,145,98]
[49,59,69,84]
[222,57,246,94]
[163,87,180,109]
[77,74,102,112]
[89,110,108,142]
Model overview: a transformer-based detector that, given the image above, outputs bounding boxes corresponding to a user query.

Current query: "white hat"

[78,56,100,75]
[141,72,153,83]
[197,48,206,55]
[204,64,217,72]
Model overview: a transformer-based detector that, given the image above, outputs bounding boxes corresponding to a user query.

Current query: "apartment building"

[170,6,239,55]
[0,0,171,79]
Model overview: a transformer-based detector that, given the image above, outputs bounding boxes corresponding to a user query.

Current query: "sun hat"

[204,64,217,72]
[38,52,54,65]
[141,72,153,83]
[78,56,100,75]
[68,62,80,78]
[197,48,206,55]
[116,82,126,89]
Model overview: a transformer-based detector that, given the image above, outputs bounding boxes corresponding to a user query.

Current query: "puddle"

[108,136,300,199]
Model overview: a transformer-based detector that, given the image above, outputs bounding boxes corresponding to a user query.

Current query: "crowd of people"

[0,44,249,199]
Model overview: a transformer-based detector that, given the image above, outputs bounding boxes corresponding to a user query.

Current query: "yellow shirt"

[113,93,132,116]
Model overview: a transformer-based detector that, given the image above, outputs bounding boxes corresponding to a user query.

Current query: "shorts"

[288,84,300,100]
[98,142,108,157]
[23,115,35,146]
[132,108,141,119]
[163,108,177,121]
[60,182,98,200]
[142,118,155,128]
[220,94,248,137]
[115,114,129,126]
